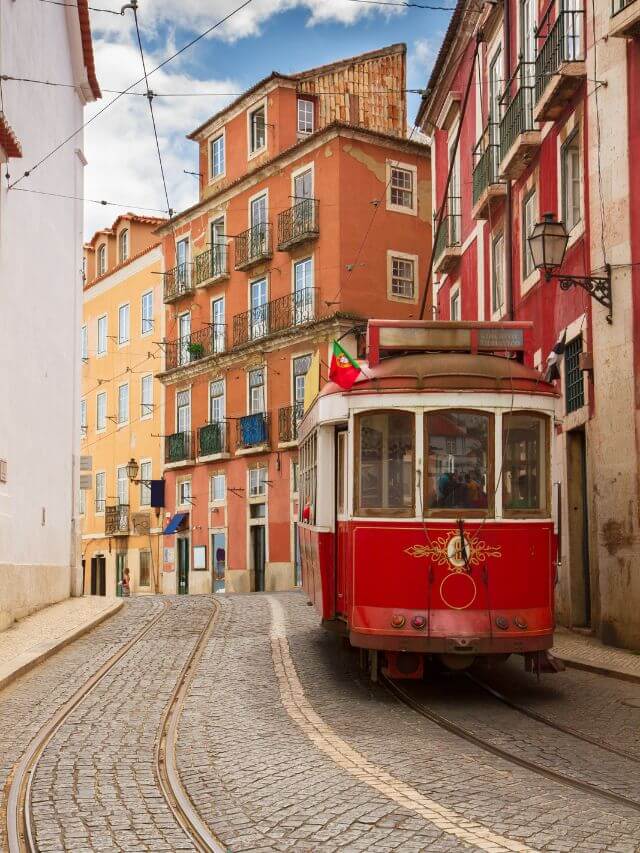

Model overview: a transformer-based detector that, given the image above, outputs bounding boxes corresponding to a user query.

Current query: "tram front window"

[356,411,414,516]
[426,411,491,513]
[503,412,548,515]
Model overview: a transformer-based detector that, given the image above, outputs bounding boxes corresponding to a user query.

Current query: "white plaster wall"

[0,2,86,627]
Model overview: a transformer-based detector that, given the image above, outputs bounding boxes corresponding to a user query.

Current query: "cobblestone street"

[2,593,640,853]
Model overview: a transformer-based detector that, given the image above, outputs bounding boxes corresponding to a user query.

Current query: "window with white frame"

[249,466,267,497]
[210,133,225,178]
[492,232,505,315]
[140,461,152,506]
[79,487,86,516]
[117,383,129,425]
[293,258,313,323]
[293,355,311,405]
[117,465,128,506]
[561,128,581,232]
[522,188,537,280]
[176,389,190,433]
[178,479,191,506]
[141,374,153,418]
[119,228,129,263]
[209,379,225,423]
[96,392,107,431]
[390,256,416,299]
[178,312,191,365]
[210,472,226,502]
[297,99,314,134]
[80,399,87,437]
[95,471,106,513]
[389,165,414,211]
[249,105,266,153]
[211,219,226,278]
[141,290,153,335]
[81,325,88,360]
[97,244,106,275]
[450,287,461,321]
[248,367,265,414]
[97,315,107,355]
[118,303,130,345]
[211,296,225,352]
[250,277,268,340]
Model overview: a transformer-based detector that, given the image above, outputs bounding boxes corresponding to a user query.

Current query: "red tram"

[298,320,560,679]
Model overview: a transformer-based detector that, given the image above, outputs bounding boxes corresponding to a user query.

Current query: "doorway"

[566,428,591,626]
[115,553,126,598]
[211,531,226,593]
[251,526,266,592]
[90,555,106,596]
[177,536,190,595]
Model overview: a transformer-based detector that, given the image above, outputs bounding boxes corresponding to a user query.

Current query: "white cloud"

[408,35,438,89]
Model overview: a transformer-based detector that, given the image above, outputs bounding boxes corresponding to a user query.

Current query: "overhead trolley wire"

[37,0,124,13]
[8,186,168,212]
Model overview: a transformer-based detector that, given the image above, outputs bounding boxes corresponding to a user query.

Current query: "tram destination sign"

[477,328,524,349]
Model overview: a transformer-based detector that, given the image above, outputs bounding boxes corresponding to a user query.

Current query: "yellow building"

[81,214,166,596]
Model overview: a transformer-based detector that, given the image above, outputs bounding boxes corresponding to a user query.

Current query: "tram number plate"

[477,329,524,349]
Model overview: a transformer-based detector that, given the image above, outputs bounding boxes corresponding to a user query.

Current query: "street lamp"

[125,457,140,483]
[528,212,612,324]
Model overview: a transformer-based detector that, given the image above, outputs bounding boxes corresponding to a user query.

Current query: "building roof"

[158,120,429,235]
[188,43,406,141]
[84,213,167,249]
[77,0,101,100]
[83,241,161,291]
[0,112,22,158]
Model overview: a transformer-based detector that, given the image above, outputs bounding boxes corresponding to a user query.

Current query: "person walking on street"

[121,567,131,597]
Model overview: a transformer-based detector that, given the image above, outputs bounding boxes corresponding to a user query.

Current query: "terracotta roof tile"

[76,0,101,100]
[0,112,22,158]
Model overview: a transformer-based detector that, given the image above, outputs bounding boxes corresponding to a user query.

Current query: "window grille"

[565,334,584,413]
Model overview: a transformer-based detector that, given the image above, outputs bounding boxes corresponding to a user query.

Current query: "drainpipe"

[504,0,514,319]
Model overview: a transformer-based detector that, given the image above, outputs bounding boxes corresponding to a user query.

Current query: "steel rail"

[155,599,227,853]
[381,673,640,813]
[7,600,171,853]
[466,672,640,765]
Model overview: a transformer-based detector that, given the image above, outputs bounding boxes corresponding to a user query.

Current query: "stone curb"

[0,599,124,693]
[553,654,640,685]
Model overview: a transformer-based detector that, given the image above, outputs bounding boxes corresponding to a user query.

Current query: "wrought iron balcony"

[277,199,319,251]
[165,325,226,371]
[499,62,540,181]
[237,413,270,450]
[198,421,228,457]
[535,7,586,120]
[279,402,303,444]
[472,122,505,220]
[193,245,229,287]
[165,430,194,464]
[234,223,272,270]
[433,201,462,275]
[163,262,194,303]
[232,287,317,347]
[105,504,129,536]
[610,0,640,36]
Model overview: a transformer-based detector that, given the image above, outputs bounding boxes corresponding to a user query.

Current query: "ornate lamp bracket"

[557,264,612,324]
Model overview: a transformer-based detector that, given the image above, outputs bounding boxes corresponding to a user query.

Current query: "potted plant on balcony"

[187,341,205,360]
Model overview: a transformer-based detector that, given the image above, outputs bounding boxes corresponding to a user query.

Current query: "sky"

[83,0,452,237]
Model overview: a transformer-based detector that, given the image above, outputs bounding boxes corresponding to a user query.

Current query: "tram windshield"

[356,411,415,515]
[502,412,548,515]
[425,411,491,513]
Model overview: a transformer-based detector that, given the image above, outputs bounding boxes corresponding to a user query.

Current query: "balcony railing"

[277,199,319,250]
[472,122,502,206]
[232,287,317,347]
[237,413,270,449]
[234,223,272,270]
[105,504,129,536]
[279,402,304,443]
[163,263,193,303]
[193,245,228,286]
[165,325,226,371]
[535,8,585,104]
[198,421,228,457]
[499,62,536,163]
[433,201,461,260]
[165,430,194,464]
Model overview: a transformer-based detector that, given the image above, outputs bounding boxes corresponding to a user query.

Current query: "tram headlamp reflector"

[495,615,509,630]
[411,615,426,630]
[514,616,528,630]
[391,614,406,629]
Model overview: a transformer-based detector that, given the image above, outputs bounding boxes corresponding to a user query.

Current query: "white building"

[0,0,100,630]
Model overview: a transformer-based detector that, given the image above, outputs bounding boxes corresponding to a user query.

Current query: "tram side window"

[356,411,414,516]
[502,413,549,515]
[425,410,492,514]
[300,431,317,523]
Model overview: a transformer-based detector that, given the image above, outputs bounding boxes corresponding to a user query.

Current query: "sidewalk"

[552,626,640,682]
[0,595,122,690]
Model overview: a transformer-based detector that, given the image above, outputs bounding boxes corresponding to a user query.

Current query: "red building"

[156,45,431,594]
[417,0,640,648]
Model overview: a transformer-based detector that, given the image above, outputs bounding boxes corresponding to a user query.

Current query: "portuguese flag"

[329,340,362,390]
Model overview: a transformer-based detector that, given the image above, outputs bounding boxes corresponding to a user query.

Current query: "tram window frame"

[354,410,416,518]
[424,409,495,518]
[300,430,317,524]
[502,411,550,518]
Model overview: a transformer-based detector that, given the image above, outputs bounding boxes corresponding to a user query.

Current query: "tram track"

[381,672,640,814]
[6,598,226,853]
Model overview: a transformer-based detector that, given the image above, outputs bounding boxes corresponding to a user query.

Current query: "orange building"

[156,44,431,594]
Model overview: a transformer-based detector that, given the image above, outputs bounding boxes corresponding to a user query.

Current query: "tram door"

[335,429,349,616]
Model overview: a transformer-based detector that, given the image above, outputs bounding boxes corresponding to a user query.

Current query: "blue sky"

[84,0,450,236]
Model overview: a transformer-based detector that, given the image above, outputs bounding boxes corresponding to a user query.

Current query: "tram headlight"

[495,615,509,630]
[514,616,528,630]
[391,614,406,629]
[411,615,426,630]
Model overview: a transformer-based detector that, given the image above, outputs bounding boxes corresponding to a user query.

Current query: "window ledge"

[164,459,196,470]
[235,444,270,457]
[277,440,298,450]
